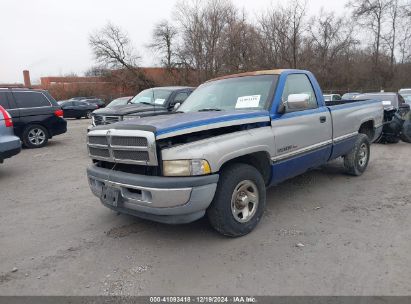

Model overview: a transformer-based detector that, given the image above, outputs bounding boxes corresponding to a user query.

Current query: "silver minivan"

[0,105,21,164]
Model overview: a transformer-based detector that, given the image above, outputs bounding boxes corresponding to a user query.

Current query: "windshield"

[178,75,277,112]
[402,94,411,104]
[129,89,173,106]
[107,98,129,108]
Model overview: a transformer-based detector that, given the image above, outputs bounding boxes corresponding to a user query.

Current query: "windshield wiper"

[198,108,222,112]
[139,101,154,106]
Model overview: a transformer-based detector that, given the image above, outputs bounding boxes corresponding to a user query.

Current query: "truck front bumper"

[87,165,219,224]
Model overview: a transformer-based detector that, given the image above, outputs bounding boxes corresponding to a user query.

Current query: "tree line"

[88,0,411,93]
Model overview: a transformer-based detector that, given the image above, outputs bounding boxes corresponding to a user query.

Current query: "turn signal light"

[0,105,13,127]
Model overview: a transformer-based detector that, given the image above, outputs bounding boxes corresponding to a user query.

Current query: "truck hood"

[93,103,166,116]
[93,110,271,139]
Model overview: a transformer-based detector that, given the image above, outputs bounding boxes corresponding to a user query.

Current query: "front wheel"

[343,134,370,176]
[207,163,266,237]
[85,111,92,119]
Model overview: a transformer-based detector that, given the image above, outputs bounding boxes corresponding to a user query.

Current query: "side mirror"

[280,94,310,112]
[173,103,181,111]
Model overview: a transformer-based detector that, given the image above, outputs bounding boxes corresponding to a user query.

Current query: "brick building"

[4,67,195,101]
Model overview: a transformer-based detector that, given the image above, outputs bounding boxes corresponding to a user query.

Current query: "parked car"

[323,94,342,101]
[342,92,361,100]
[81,98,106,109]
[106,96,133,108]
[86,69,383,237]
[354,92,406,110]
[58,100,98,119]
[354,93,410,143]
[0,105,21,163]
[89,86,194,128]
[399,88,411,94]
[0,88,67,148]
[70,97,91,100]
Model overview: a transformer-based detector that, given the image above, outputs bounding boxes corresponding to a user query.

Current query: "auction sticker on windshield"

[236,95,261,108]
[154,98,166,105]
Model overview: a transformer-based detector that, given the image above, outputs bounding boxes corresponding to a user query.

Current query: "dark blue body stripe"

[156,112,270,136]
[269,145,332,186]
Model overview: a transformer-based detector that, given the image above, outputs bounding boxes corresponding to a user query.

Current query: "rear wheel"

[344,134,370,176]
[207,163,266,237]
[23,125,48,148]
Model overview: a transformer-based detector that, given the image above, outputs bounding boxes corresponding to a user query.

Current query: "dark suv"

[90,86,194,128]
[0,88,67,148]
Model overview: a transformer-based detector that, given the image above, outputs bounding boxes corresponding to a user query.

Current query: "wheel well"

[220,152,272,185]
[359,121,374,141]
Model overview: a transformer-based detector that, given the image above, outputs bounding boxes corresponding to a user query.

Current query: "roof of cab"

[206,69,287,83]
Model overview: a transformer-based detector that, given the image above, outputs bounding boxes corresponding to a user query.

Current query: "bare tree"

[89,22,153,89]
[397,1,411,63]
[258,0,307,69]
[175,0,236,81]
[350,0,392,66]
[308,10,357,86]
[146,0,411,90]
[149,20,178,69]
[89,22,140,72]
[382,0,400,67]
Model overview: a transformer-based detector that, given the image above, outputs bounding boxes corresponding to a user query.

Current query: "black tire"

[22,124,49,148]
[384,136,400,144]
[400,120,411,143]
[343,133,370,176]
[207,163,266,237]
[85,111,92,119]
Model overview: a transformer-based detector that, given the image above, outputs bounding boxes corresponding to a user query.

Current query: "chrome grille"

[89,147,110,158]
[111,136,147,147]
[113,150,149,161]
[88,136,108,146]
[87,129,157,166]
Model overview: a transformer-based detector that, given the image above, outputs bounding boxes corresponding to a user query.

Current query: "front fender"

[161,126,275,172]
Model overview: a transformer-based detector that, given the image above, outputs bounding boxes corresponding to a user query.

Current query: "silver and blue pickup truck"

[0,106,21,164]
[86,69,384,237]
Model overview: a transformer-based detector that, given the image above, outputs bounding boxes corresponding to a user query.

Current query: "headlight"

[163,159,211,176]
[122,115,140,121]
[91,116,96,126]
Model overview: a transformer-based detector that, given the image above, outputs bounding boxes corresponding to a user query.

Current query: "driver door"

[271,74,332,184]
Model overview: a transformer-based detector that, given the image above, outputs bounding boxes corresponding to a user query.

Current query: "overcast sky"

[0,0,347,84]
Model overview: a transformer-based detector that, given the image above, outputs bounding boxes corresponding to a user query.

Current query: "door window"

[0,92,11,109]
[13,92,51,108]
[282,74,318,111]
[73,101,86,106]
[173,92,189,103]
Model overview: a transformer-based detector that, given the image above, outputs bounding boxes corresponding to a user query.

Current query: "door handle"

[320,116,327,123]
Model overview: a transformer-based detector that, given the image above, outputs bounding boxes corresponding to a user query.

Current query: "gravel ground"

[0,119,410,296]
